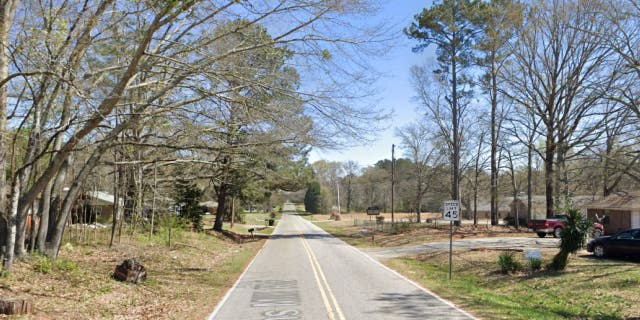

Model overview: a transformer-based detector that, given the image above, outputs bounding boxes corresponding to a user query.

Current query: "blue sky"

[308,1,434,168]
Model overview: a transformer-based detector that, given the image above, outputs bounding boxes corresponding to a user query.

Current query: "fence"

[353,217,452,233]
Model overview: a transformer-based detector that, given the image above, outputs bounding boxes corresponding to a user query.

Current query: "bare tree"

[501,0,614,217]
[396,121,443,223]
[342,161,360,213]
[2,0,391,271]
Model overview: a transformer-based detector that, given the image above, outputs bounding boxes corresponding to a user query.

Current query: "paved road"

[363,237,560,260]
[208,204,476,320]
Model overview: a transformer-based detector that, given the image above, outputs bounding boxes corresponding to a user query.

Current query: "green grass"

[385,252,639,320]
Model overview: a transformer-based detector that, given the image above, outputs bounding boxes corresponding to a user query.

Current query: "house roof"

[583,191,640,210]
[473,199,511,212]
[84,191,124,206]
[199,201,219,208]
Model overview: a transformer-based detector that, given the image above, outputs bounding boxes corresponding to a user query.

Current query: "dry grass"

[0,227,264,320]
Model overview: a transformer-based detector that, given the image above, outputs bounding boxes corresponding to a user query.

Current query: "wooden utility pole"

[336,182,340,214]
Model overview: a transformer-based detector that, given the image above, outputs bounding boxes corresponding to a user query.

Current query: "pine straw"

[0,230,264,320]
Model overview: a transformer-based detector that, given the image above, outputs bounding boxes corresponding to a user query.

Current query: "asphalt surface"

[208,203,476,320]
[363,237,560,260]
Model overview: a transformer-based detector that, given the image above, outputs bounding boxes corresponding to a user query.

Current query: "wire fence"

[353,217,456,233]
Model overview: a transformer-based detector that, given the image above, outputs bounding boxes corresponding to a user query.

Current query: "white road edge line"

[206,220,282,320]
[302,217,480,320]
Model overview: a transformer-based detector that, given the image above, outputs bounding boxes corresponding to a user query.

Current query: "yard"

[0,224,264,319]
[388,250,640,319]
[312,212,531,248]
[312,215,640,320]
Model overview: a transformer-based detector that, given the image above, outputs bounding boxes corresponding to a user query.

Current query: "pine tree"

[175,182,204,231]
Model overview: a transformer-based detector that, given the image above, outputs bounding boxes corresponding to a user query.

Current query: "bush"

[33,256,53,274]
[497,251,521,274]
[55,259,79,272]
[393,222,412,234]
[528,258,542,271]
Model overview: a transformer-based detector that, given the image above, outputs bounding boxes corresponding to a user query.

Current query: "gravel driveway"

[362,237,560,260]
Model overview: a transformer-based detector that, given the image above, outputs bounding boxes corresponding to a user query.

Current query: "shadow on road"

[367,290,472,319]
[269,233,335,240]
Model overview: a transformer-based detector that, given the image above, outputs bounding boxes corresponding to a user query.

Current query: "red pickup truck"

[529,214,604,238]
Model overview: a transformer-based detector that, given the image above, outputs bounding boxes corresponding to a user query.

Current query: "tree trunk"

[149,161,157,240]
[3,178,19,270]
[0,2,18,257]
[415,182,422,224]
[47,144,107,258]
[527,140,533,221]
[213,182,228,232]
[36,181,53,252]
[545,128,555,218]
[490,52,499,226]
[346,175,352,213]
[451,26,460,227]
[555,141,568,210]
[110,161,120,248]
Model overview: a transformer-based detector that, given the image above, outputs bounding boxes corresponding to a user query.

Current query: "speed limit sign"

[443,200,460,221]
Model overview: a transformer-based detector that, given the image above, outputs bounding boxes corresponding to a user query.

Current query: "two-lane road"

[208,206,475,320]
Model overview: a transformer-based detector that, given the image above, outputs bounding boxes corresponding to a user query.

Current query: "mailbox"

[366,206,381,215]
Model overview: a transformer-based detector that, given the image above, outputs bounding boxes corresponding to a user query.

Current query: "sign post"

[443,200,460,280]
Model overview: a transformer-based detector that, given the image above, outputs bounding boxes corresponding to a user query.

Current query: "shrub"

[528,258,542,271]
[33,256,53,274]
[497,251,521,274]
[393,222,412,234]
[55,258,79,272]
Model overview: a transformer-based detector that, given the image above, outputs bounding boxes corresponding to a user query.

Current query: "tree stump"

[0,298,33,315]
[113,258,146,284]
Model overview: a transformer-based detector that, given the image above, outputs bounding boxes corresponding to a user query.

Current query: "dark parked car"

[587,228,640,258]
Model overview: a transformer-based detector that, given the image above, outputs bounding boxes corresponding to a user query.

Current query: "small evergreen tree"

[175,182,204,231]
[549,208,591,270]
[304,181,322,214]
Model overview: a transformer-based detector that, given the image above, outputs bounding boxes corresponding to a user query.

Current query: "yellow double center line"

[296,224,346,320]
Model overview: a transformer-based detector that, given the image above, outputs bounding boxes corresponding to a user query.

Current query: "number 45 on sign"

[443,200,460,221]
